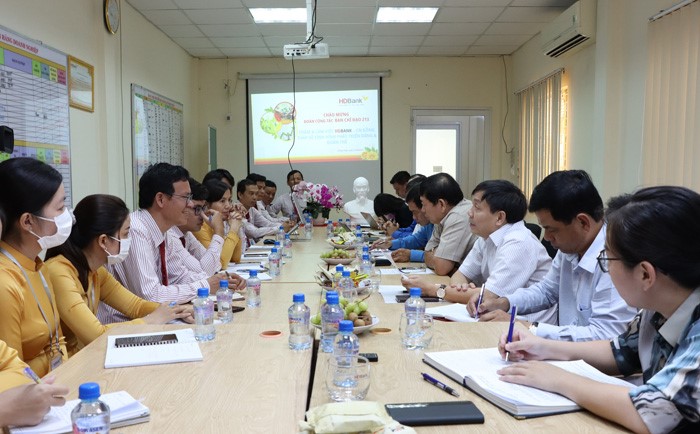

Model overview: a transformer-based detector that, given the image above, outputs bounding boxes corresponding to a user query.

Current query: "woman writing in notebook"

[44,194,193,356]
[0,158,71,377]
[194,179,245,267]
[497,186,700,434]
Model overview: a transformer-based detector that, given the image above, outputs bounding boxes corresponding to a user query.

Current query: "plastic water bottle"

[71,383,110,434]
[304,216,313,239]
[274,240,283,260]
[355,225,364,247]
[247,270,261,307]
[284,234,293,260]
[332,265,344,288]
[338,270,357,302]
[268,248,281,277]
[193,288,215,341]
[288,293,312,350]
[360,253,372,276]
[345,218,351,229]
[405,287,426,317]
[326,220,333,237]
[276,225,285,243]
[357,244,370,261]
[320,291,344,353]
[216,279,233,323]
[334,320,360,366]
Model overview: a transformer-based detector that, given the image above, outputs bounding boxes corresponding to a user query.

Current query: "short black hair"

[204,180,230,203]
[203,169,234,187]
[0,157,63,238]
[265,180,277,188]
[528,170,603,223]
[405,185,422,208]
[138,163,189,209]
[236,178,256,196]
[247,173,266,183]
[390,170,411,185]
[286,170,303,182]
[419,172,464,206]
[472,180,527,223]
[606,186,700,289]
[189,178,208,202]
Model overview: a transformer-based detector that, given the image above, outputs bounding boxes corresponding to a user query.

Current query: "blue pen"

[474,284,485,320]
[169,301,177,307]
[421,372,460,397]
[23,366,42,384]
[505,305,517,362]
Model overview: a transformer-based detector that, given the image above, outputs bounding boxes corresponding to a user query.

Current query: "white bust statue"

[343,177,374,226]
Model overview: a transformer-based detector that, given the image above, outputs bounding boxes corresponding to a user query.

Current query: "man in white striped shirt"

[237,179,294,244]
[98,163,244,324]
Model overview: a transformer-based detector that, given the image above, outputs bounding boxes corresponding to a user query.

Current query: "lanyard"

[0,247,62,356]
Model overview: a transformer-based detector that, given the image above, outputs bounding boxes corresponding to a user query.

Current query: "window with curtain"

[516,69,566,198]
[642,0,700,190]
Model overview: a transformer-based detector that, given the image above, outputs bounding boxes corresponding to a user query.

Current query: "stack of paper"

[426,303,477,322]
[378,285,405,304]
[104,328,203,369]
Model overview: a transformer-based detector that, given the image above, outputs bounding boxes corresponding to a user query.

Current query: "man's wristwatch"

[436,284,446,299]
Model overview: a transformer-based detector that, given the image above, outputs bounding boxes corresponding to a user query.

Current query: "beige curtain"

[642,0,700,189]
[517,70,563,198]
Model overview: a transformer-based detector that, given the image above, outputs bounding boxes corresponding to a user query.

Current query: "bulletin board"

[131,84,183,199]
[0,25,72,204]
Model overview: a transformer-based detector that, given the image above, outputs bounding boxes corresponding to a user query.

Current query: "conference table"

[47,228,628,433]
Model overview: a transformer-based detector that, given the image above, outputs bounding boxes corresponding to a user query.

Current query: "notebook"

[10,390,149,433]
[423,347,634,418]
[426,303,477,323]
[385,401,484,426]
[105,328,203,369]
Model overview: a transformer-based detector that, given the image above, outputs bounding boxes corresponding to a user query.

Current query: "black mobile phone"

[263,239,275,245]
[359,352,378,362]
[231,306,245,313]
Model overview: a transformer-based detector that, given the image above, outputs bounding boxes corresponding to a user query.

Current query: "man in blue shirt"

[371,184,433,263]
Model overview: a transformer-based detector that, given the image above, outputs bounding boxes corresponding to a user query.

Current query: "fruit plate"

[321,257,355,266]
[312,316,379,335]
[327,240,356,250]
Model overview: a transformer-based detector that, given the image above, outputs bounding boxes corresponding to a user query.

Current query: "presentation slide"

[251,89,379,164]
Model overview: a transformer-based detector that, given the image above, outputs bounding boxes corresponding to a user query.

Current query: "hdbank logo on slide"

[338,96,369,105]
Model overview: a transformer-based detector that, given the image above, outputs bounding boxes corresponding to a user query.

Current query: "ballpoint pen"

[421,372,460,397]
[474,284,485,320]
[23,366,42,384]
[505,305,518,362]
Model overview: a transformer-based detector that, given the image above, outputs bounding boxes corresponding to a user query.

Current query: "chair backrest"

[525,222,558,259]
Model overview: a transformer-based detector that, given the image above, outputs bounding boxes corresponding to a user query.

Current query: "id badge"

[50,354,62,371]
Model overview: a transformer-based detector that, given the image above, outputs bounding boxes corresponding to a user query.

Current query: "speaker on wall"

[0,126,14,154]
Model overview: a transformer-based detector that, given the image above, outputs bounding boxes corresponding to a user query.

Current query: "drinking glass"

[399,313,434,350]
[325,355,371,402]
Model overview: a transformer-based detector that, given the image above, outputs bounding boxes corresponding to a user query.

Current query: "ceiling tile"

[475,34,532,45]
[219,47,273,57]
[140,9,193,25]
[327,47,370,56]
[210,37,266,48]
[315,7,376,23]
[263,36,297,47]
[184,9,253,25]
[417,45,468,56]
[159,24,205,38]
[314,24,373,36]
[172,37,215,49]
[321,36,371,47]
[423,35,479,46]
[371,36,425,47]
[257,23,307,36]
[510,0,576,6]
[378,0,443,6]
[369,46,419,56]
[485,22,546,35]
[174,0,244,7]
[429,22,490,35]
[127,0,178,10]
[466,45,520,55]
[186,47,225,58]
[374,23,432,36]
[497,7,564,23]
[435,7,505,23]
[240,0,305,7]
[199,24,260,37]
[443,0,510,5]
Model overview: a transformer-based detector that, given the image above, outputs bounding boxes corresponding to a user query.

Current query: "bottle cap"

[326,292,339,304]
[362,245,369,252]
[271,248,278,253]
[335,265,344,272]
[409,287,422,297]
[293,293,305,303]
[339,320,354,332]
[78,382,101,400]
[279,226,284,230]
[249,270,258,277]
[362,254,370,260]
[356,225,361,230]
[274,241,281,246]
[197,287,209,297]
[219,280,229,288]
[342,271,351,277]
[285,233,291,239]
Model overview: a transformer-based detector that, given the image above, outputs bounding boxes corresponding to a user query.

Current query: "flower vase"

[312,209,330,226]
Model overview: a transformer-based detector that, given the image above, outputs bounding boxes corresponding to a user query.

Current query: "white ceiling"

[126,0,577,58]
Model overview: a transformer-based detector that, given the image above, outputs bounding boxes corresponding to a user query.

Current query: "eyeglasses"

[597,249,624,273]
[193,205,208,215]
[166,192,193,203]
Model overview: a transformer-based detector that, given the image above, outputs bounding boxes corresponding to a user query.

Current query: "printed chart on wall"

[131,84,183,199]
[0,25,72,204]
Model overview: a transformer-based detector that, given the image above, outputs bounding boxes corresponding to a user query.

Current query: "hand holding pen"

[504,305,517,361]
[2,368,70,426]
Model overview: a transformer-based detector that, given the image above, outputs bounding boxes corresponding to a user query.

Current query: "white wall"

[0,0,197,208]
[511,0,677,201]
[197,56,513,193]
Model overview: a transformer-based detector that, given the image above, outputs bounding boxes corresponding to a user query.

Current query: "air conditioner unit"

[540,0,596,58]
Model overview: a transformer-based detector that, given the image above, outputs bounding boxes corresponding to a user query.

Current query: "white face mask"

[104,236,131,265]
[30,208,73,250]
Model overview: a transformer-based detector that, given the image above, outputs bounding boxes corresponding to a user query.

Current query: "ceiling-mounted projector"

[283,42,329,60]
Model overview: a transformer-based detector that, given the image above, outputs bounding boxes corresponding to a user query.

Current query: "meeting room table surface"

[47,229,629,433]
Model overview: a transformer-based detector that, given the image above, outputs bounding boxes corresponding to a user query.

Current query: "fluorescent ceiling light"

[250,8,306,23]
[376,7,438,23]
